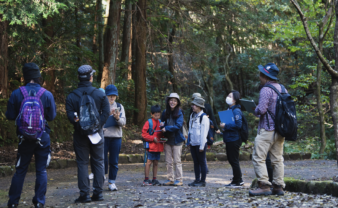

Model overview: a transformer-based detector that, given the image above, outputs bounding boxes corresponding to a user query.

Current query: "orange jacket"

[142,118,164,152]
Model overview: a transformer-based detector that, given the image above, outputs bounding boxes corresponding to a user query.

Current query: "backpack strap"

[199,113,207,124]
[36,87,47,99]
[19,86,29,98]
[264,84,282,97]
[116,102,121,108]
[19,86,46,99]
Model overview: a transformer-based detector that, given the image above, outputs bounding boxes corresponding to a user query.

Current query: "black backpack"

[73,88,101,135]
[234,108,249,143]
[265,84,297,141]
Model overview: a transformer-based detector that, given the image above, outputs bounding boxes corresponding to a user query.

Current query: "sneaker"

[143,179,153,186]
[152,179,161,186]
[173,180,183,186]
[162,180,174,186]
[34,203,44,208]
[192,181,206,187]
[225,181,244,187]
[108,183,118,191]
[89,173,94,180]
[74,195,91,203]
[91,193,104,201]
[188,180,199,186]
[8,205,18,208]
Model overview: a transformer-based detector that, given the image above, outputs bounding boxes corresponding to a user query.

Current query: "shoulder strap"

[280,84,286,94]
[89,88,97,96]
[148,118,153,130]
[72,89,83,98]
[19,86,29,98]
[116,102,121,108]
[36,87,46,99]
[264,84,282,97]
[199,113,207,124]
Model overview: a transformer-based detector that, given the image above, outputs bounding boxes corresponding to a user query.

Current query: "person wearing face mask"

[220,90,244,187]
[160,93,185,186]
[249,63,286,196]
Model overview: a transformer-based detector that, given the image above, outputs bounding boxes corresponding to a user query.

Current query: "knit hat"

[151,105,161,114]
[192,93,202,99]
[22,63,41,81]
[258,63,279,80]
[105,84,118,96]
[191,97,205,108]
[78,65,96,80]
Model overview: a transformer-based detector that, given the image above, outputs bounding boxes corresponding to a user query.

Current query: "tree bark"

[97,0,104,82]
[0,15,8,98]
[131,3,137,81]
[42,16,55,95]
[168,25,177,92]
[333,0,338,165]
[101,0,121,89]
[121,0,132,79]
[133,0,147,126]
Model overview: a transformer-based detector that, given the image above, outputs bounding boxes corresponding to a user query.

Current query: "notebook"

[239,99,256,114]
[218,110,235,125]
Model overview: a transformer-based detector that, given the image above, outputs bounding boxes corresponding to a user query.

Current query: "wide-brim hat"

[258,63,279,80]
[191,97,205,108]
[192,92,202,100]
[166,93,180,103]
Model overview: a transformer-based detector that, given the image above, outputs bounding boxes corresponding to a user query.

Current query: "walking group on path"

[5,62,296,208]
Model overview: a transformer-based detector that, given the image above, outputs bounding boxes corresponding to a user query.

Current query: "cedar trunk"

[97,0,104,82]
[333,0,338,165]
[42,16,55,94]
[101,0,121,88]
[121,0,132,79]
[131,3,137,80]
[0,15,8,98]
[133,0,147,126]
[168,26,177,92]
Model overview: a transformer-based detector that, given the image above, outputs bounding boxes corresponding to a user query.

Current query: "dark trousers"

[190,144,207,182]
[225,139,243,183]
[266,153,273,183]
[8,133,50,206]
[104,137,122,183]
[73,132,105,197]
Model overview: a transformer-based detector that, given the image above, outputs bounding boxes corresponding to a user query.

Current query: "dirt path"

[1,160,338,207]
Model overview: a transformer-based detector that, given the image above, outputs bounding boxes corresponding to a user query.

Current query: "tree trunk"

[0,15,8,98]
[42,16,55,94]
[133,0,147,126]
[333,0,338,165]
[168,25,177,92]
[97,0,104,82]
[75,6,81,64]
[121,0,132,79]
[101,0,121,89]
[131,3,137,81]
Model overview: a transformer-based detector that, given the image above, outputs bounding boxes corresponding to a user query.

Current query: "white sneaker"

[89,173,94,180]
[108,183,118,191]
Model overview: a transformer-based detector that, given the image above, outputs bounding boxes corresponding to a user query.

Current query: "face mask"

[226,97,234,105]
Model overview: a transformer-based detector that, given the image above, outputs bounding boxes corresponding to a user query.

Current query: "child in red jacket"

[142,105,164,185]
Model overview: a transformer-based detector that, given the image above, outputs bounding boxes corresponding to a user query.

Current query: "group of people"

[5,62,286,208]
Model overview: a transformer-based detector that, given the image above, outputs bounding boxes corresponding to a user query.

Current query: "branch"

[290,0,338,77]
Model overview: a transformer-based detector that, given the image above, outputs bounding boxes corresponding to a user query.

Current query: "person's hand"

[184,135,188,139]
[220,123,225,128]
[160,122,165,126]
[216,130,221,134]
[162,127,166,132]
[110,109,115,116]
[154,137,159,143]
[199,149,204,152]
[113,110,120,120]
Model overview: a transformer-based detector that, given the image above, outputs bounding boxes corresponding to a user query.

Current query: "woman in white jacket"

[187,97,210,187]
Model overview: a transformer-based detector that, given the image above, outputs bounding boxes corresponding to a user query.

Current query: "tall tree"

[290,0,338,163]
[133,0,147,126]
[0,14,8,98]
[97,0,104,82]
[42,16,55,94]
[121,0,132,79]
[168,25,178,92]
[101,0,121,88]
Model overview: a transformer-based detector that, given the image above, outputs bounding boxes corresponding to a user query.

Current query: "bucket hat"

[258,63,279,80]
[191,97,205,108]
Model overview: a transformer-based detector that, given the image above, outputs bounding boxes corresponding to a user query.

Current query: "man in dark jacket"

[66,65,110,203]
[6,63,57,208]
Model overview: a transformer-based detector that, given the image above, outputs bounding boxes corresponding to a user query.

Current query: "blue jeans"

[104,137,122,183]
[190,144,207,182]
[8,133,51,206]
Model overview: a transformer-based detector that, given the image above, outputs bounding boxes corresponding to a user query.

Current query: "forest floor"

[1,160,338,207]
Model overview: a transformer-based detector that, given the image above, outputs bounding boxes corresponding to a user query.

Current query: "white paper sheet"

[88,133,102,144]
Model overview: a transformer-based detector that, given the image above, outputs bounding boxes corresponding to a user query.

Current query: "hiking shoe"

[173,180,183,186]
[8,204,18,208]
[34,203,44,208]
[143,180,153,186]
[249,182,272,196]
[74,195,91,203]
[192,181,206,187]
[272,184,284,196]
[152,179,161,186]
[188,180,199,186]
[91,193,104,201]
[89,173,94,180]
[108,183,118,191]
[225,181,244,187]
[162,180,174,186]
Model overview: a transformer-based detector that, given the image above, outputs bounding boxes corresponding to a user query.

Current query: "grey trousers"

[73,131,105,196]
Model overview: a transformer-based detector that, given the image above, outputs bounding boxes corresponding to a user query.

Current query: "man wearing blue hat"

[249,63,286,196]
[66,65,110,203]
[103,84,126,191]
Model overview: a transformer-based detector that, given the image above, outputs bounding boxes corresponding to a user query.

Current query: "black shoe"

[91,193,104,201]
[8,205,18,208]
[152,179,161,186]
[192,181,206,187]
[35,203,44,208]
[75,195,92,203]
[188,180,199,186]
[225,181,244,187]
[143,179,153,186]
